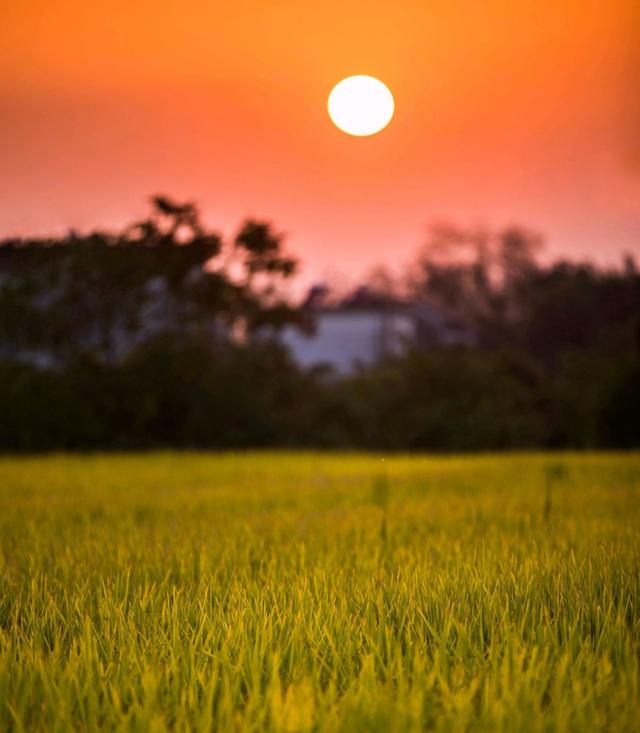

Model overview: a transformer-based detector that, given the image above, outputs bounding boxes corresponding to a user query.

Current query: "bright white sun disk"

[328,75,395,137]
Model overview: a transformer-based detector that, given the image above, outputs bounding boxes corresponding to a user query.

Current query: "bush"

[1,340,637,452]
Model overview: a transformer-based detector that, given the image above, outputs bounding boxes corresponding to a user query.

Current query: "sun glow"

[327,75,395,137]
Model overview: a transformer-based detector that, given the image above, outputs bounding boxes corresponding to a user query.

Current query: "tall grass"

[0,452,638,731]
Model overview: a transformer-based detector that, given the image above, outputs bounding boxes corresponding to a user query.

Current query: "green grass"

[0,452,639,732]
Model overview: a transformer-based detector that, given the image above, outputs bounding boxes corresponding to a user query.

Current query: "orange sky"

[1,0,638,282]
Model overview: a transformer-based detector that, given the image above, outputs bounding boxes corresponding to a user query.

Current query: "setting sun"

[327,75,395,137]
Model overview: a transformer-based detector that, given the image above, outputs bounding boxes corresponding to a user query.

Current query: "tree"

[409,223,544,346]
[0,196,301,364]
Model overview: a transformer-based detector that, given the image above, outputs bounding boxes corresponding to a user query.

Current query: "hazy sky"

[1,0,638,282]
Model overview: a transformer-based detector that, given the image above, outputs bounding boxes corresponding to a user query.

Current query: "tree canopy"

[0,196,300,364]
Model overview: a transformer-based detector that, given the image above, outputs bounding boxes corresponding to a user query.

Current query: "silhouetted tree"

[0,196,301,364]
[409,223,639,358]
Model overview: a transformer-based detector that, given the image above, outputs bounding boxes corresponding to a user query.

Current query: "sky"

[1,0,638,284]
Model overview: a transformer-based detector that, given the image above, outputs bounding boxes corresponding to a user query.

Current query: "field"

[0,452,639,732]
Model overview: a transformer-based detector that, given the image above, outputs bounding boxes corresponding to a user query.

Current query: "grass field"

[0,452,639,732]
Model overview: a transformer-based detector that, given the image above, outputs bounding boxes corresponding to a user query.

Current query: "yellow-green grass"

[0,452,638,732]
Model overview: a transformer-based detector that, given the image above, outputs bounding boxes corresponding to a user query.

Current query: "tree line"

[0,198,638,451]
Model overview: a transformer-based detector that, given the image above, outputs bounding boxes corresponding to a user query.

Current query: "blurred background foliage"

[0,198,638,451]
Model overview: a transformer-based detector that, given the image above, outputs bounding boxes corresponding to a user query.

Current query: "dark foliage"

[0,196,302,365]
[0,339,637,451]
[1,204,638,451]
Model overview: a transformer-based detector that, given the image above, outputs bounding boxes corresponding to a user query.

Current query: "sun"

[328,75,395,137]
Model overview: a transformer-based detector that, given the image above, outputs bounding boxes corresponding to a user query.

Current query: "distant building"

[280,286,475,375]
